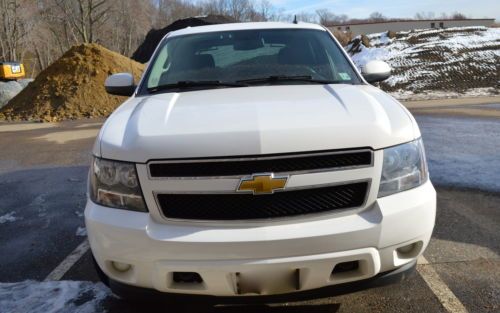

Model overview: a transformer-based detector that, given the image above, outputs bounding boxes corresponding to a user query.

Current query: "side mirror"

[105,73,136,96]
[362,60,391,83]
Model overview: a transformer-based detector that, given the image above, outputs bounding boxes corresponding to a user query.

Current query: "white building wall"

[328,19,495,36]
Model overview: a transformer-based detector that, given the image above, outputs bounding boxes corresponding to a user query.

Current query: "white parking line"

[417,256,468,313]
[44,240,90,281]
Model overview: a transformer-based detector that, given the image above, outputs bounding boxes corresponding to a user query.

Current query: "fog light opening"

[396,241,423,259]
[173,272,203,284]
[332,260,360,275]
[111,261,132,273]
[398,244,414,254]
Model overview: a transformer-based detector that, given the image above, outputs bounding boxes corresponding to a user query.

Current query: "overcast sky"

[267,0,499,21]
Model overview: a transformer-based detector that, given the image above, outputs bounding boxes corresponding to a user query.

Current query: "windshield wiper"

[237,75,342,85]
[147,80,248,93]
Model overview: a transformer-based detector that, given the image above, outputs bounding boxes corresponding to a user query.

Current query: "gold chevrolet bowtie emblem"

[237,173,288,195]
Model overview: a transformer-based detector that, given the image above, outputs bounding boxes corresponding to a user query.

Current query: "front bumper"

[105,259,417,303]
[85,180,435,297]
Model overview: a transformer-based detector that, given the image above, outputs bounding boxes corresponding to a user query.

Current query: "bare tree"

[316,9,349,25]
[439,12,449,19]
[0,0,31,61]
[228,0,253,21]
[369,11,386,22]
[295,11,317,23]
[316,8,334,25]
[415,11,435,20]
[51,0,111,44]
[155,0,202,27]
[415,11,467,20]
[28,0,154,73]
[256,0,273,21]
[106,0,154,56]
[201,0,256,21]
[5,0,284,75]
[451,12,467,20]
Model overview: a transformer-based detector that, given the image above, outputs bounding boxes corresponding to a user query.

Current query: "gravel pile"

[0,44,144,122]
[0,79,33,109]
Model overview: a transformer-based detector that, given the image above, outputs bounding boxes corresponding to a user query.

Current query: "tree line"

[0,0,471,77]
[0,0,289,75]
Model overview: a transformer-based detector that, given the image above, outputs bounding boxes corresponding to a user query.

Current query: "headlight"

[89,157,147,212]
[378,138,428,197]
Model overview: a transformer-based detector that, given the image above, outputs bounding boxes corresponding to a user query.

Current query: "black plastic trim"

[149,150,373,178]
[157,182,369,220]
[105,85,136,97]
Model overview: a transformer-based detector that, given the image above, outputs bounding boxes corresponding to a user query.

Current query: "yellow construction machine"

[0,62,25,81]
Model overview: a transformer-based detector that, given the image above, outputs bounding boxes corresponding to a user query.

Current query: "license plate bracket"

[235,268,300,295]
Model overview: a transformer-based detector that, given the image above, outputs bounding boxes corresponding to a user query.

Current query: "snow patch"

[367,31,393,46]
[0,212,18,224]
[350,46,392,69]
[76,226,87,237]
[0,280,111,313]
[391,88,498,101]
[30,194,46,207]
[347,27,500,100]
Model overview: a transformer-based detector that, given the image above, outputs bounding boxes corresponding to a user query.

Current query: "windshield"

[141,28,361,93]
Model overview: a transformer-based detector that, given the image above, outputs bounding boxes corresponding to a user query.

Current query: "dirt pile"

[331,30,353,46]
[132,15,236,63]
[346,34,372,54]
[0,44,144,122]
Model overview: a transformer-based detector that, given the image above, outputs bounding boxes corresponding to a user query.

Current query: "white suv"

[86,22,435,301]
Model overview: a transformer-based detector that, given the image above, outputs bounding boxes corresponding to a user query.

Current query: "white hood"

[96,84,418,162]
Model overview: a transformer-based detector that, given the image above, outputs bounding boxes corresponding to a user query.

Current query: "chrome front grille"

[141,149,375,221]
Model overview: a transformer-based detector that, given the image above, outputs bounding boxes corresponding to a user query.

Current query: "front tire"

[91,253,110,287]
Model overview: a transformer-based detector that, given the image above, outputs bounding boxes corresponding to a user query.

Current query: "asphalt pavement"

[0,102,498,313]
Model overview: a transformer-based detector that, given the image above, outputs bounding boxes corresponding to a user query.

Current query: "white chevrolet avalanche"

[86,22,436,301]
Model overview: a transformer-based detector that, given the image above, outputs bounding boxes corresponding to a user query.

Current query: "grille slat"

[149,150,372,178]
[157,182,368,220]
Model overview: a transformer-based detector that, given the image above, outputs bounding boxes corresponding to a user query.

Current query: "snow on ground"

[76,226,87,237]
[367,31,393,46]
[0,280,111,313]
[391,87,498,101]
[416,114,500,192]
[346,27,500,101]
[0,211,18,224]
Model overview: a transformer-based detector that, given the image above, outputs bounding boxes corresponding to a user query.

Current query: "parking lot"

[0,99,499,312]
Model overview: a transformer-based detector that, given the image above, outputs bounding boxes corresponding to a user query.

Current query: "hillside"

[346,26,500,100]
